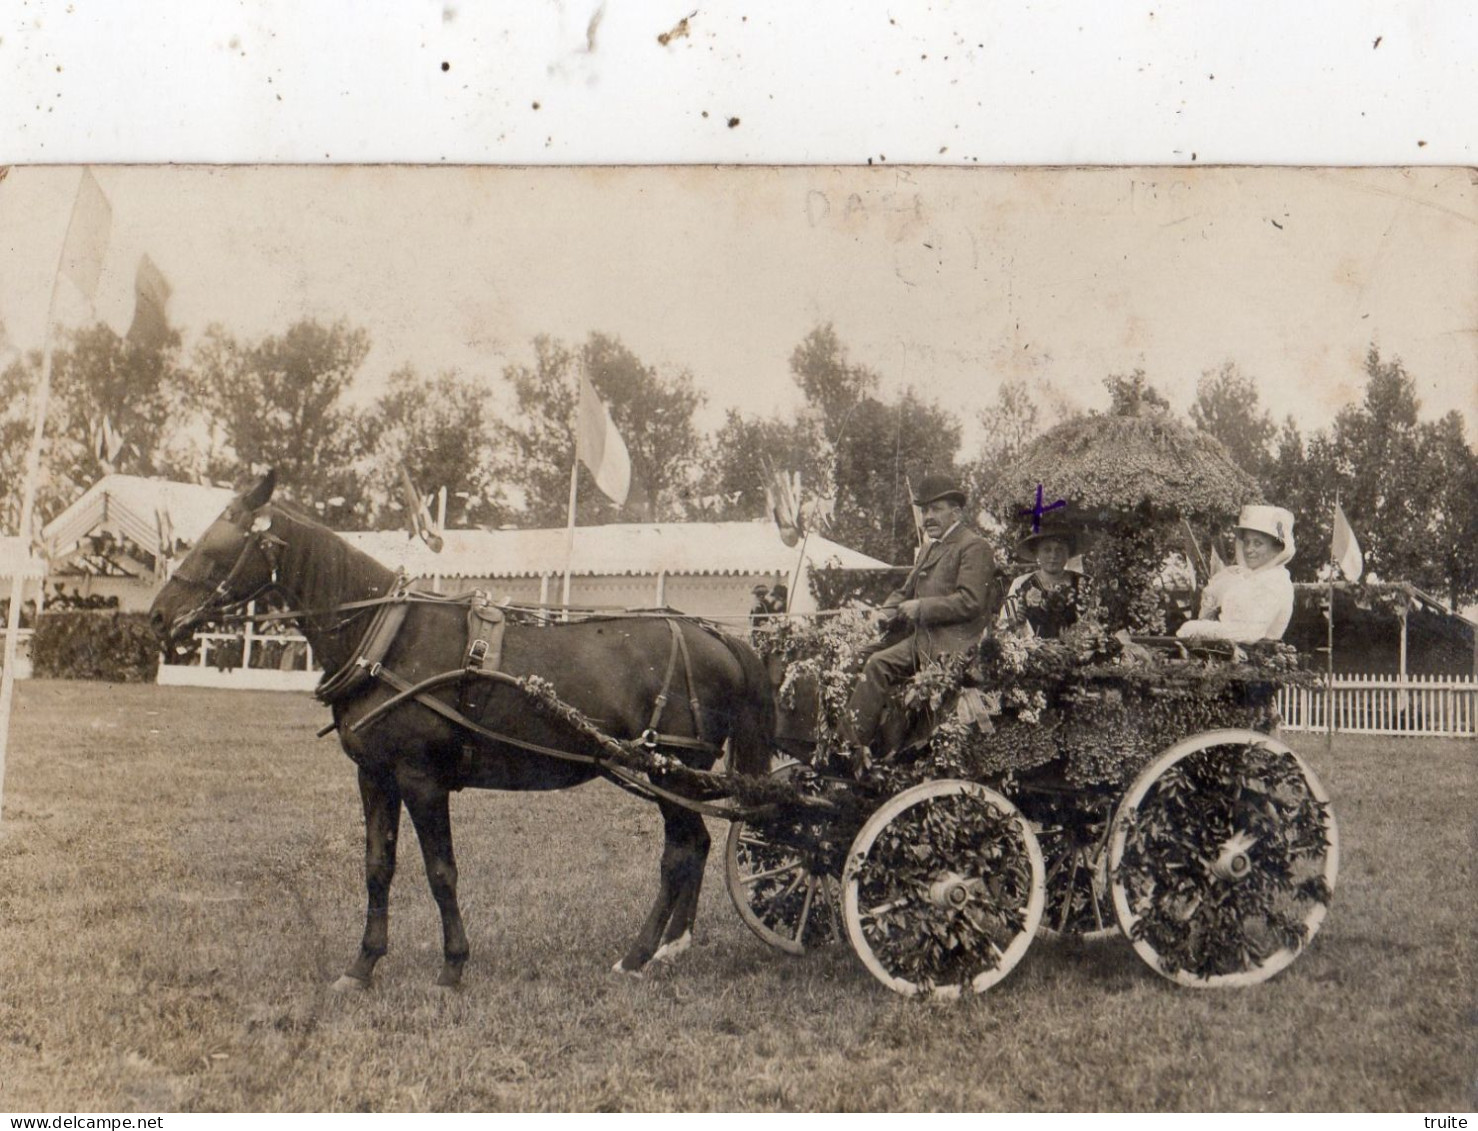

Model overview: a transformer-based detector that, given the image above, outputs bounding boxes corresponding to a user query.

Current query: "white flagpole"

[562,372,582,612]
[1326,492,1337,749]
[0,190,79,828]
[561,456,578,612]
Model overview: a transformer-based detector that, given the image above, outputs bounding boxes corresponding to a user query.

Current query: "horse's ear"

[243,468,276,511]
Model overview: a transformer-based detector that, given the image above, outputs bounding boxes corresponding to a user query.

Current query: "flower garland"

[757,608,1313,792]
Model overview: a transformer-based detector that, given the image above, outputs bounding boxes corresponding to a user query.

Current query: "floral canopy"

[982,410,1258,527]
[981,410,1262,632]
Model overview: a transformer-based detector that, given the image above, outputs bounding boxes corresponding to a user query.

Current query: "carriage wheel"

[725,763,844,955]
[1109,729,1339,988]
[841,780,1044,998]
[1018,788,1118,942]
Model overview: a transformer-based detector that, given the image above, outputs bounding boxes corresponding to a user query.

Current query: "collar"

[925,521,961,546]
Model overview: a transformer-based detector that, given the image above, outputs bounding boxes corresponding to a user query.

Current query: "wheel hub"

[1208,830,1259,881]
[928,872,975,908]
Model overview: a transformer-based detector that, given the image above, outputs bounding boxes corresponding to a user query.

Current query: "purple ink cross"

[1018,484,1066,533]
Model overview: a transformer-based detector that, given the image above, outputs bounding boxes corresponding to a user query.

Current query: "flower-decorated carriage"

[725,610,1339,997]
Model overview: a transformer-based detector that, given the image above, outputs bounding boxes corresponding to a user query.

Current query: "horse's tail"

[714,631,776,778]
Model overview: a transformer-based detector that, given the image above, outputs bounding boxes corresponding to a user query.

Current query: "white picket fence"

[1277,673,1477,738]
[156,613,320,693]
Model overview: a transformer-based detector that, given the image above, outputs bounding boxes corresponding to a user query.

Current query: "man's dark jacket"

[882,522,996,654]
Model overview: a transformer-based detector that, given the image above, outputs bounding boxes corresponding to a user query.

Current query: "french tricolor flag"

[576,373,631,507]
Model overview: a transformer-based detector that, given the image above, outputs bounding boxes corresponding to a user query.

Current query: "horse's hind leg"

[335,766,401,991]
[616,798,710,973]
[401,780,471,988]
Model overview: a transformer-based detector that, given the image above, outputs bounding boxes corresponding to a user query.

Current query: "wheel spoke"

[792,876,817,943]
[740,859,804,885]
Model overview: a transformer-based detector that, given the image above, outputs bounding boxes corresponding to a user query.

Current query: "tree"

[966,377,1042,506]
[1190,362,1277,482]
[1277,347,1478,607]
[789,323,879,432]
[359,364,509,531]
[700,324,965,565]
[0,325,187,528]
[0,352,38,534]
[182,319,372,511]
[692,409,819,521]
[495,333,705,526]
[1413,410,1478,608]
[1103,369,1172,416]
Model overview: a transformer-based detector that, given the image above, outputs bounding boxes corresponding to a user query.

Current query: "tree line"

[1,318,1473,608]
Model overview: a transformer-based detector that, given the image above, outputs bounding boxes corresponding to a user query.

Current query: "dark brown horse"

[148,471,775,988]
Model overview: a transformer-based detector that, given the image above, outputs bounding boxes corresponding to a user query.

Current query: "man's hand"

[895,598,922,623]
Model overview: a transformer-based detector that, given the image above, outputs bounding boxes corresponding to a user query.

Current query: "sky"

[0,164,1473,450]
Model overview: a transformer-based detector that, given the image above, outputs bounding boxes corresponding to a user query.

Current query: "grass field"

[0,680,1471,1112]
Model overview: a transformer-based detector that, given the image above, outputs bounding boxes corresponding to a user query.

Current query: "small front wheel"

[725,763,844,954]
[842,780,1044,998]
[1110,730,1339,987]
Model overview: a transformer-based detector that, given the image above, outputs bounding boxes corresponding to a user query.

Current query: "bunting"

[761,460,802,548]
[398,464,444,553]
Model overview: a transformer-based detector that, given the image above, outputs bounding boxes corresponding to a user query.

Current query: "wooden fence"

[1277,673,1477,738]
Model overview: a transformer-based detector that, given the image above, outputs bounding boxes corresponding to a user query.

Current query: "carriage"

[723,613,1339,996]
[148,471,1338,998]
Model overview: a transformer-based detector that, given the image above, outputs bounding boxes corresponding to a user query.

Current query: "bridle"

[167,506,290,634]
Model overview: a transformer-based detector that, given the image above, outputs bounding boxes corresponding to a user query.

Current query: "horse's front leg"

[335,766,401,991]
[401,778,471,987]
[617,797,710,973]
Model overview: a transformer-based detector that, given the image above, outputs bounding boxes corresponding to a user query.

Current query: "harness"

[186,508,768,818]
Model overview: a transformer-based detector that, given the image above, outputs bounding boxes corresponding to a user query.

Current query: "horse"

[148,471,775,988]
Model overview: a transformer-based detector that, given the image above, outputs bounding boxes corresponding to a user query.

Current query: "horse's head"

[148,470,286,647]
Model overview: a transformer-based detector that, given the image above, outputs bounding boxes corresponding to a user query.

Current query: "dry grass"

[0,681,1470,1112]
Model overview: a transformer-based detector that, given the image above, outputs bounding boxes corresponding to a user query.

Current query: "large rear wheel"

[1109,729,1339,987]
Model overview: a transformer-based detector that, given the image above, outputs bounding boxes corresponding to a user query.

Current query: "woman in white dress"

[1176,505,1297,644]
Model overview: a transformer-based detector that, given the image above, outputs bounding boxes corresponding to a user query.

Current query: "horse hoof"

[650,931,692,965]
[611,960,645,979]
[331,974,370,993]
[436,968,464,989]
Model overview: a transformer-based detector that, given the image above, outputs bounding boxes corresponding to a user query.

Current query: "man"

[840,474,996,767]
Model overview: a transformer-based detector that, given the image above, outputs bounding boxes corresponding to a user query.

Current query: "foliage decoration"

[1116,741,1336,980]
[849,789,1036,992]
[757,607,1311,793]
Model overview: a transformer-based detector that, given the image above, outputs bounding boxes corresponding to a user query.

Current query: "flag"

[60,169,112,304]
[154,508,176,577]
[576,373,631,506]
[1332,502,1363,582]
[398,464,444,553]
[127,254,172,348]
[800,493,835,535]
[1178,517,1208,582]
[761,459,802,548]
[102,416,124,464]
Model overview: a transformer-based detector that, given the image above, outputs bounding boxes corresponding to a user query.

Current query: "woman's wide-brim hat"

[1015,514,1087,561]
[1234,504,1294,547]
[911,474,967,507]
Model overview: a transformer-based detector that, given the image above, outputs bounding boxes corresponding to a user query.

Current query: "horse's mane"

[266,498,397,611]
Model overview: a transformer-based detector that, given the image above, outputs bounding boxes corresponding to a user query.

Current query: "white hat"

[1234,505,1294,547]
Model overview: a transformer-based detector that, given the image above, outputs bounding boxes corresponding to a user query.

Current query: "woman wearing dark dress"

[996,516,1092,640]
